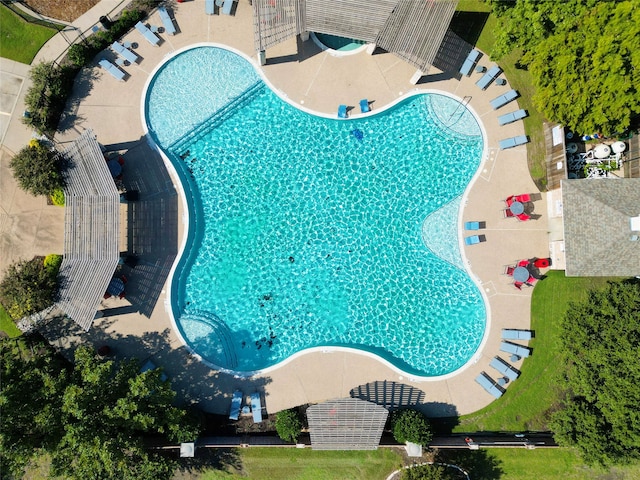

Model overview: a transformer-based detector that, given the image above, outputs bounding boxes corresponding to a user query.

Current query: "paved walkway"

[1,1,548,417]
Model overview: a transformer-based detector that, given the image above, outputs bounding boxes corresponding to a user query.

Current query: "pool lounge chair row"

[500,340,531,358]
[464,234,486,245]
[110,41,138,65]
[135,21,160,46]
[498,109,528,126]
[338,100,370,118]
[158,6,176,35]
[207,0,235,15]
[464,221,486,230]
[490,356,521,381]
[490,89,519,110]
[476,66,502,90]
[228,390,263,422]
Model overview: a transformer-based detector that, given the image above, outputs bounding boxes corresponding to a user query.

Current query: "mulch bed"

[22,0,100,23]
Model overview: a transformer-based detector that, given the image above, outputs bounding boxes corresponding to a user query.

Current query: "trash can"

[99,15,112,29]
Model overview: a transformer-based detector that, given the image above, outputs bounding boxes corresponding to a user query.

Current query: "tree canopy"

[0,339,201,479]
[488,0,640,136]
[0,257,59,320]
[402,464,460,480]
[391,409,433,446]
[551,280,640,466]
[9,140,64,197]
[275,408,303,443]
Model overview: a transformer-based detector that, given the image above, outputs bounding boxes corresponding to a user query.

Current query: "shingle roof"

[55,129,120,330]
[562,179,640,277]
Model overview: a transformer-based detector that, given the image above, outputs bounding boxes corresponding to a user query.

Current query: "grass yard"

[454,271,620,432]
[0,5,60,64]
[196,448,403,480]
[0,303,22,338]
[454,0,547,191]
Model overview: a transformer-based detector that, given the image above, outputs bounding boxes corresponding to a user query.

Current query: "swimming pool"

[144,45,486,377]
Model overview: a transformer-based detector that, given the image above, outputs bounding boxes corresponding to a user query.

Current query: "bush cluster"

[0,257,59,320]
[390,408,433,446]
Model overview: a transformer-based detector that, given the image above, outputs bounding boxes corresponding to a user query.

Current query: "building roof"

[306,397,389,450]
[55,129,120,330]
[253,0,459,73]
[562,178,640,277]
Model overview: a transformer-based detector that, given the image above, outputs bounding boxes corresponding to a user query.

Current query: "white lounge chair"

[490,356,520,381]
[222,0,234,15]
[498,109,528,126]
[206,0,215,14]
[229,390,243,420]
[490,89,519,109]
[464,234,486,245]
[251,392,263,423]
[158,6,176,35]
[135,21,160,46]
[475,372,505,398]
[110,41,138,65]
[502,329,533,341]
[98,59,125,81]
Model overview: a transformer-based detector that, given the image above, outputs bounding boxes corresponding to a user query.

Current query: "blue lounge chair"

[98,59,125,81]
[359,99,370,113]
[490,89,519,109]
[229,390,243,420]
[464,221,485,230]
[499,135,529,150]
[206,0,215,14]
[459,49,481,76]
[140,359,168,382]
[222,0,234,15]
[475,372,505,398]
[251,392,263,423]
[158,6,176,35]
[110,41,138,65]
[489,356,520,381]
[464,234,486,245]
[502,329,533,341]
[135,21,160,46]
[338,104,348,118]
[500,341,531,358]
[498,109,528,126]
[476,66,502,90]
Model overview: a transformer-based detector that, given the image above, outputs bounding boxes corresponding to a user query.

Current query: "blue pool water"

[145,46,486,376]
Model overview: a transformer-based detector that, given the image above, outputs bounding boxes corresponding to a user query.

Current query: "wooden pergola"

[253,0,459,73]
[55,129,120,330]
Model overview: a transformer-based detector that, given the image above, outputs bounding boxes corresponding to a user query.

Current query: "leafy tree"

[0,257,58,320]
[402,464,459,480]
[275,408,302,443]
[391,409,433,445]
[0,341,202,479]
[9,141,64,196]
[551,280,640,465]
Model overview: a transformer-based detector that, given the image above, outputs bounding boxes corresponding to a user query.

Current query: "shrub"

[275,409,302,443]
[391,409,433,445]
[402,464,459,480]
[0,257,59,320]
[43,254,63,275]
[9,142,64,196]
[50,187,65,206]
[67,43,93,67]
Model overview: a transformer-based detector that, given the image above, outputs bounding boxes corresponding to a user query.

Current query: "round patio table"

[513,266,529,283]
[509,201,524,215]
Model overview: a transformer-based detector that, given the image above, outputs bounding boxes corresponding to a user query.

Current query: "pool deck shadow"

[2,0,548,418]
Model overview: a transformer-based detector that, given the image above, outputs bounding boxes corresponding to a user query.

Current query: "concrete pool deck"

[0,1,549,417]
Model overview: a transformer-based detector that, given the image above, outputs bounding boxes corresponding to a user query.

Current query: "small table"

[509,201,524,215]
[513,266,529,283]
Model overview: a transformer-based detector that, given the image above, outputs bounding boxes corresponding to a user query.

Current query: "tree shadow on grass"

[435,449,503,480]
[172,448,242,479]
[449,11,490,49]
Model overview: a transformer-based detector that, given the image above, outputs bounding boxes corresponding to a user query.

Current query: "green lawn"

[0,303,22,338]
[0,5,60,64]
[454,271,619,432]
[197,448,403,480]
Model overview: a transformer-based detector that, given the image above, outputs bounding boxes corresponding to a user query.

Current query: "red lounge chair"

[514,282,523,290]
[504,266,515,275]
[526,276,538,285]
[517,260,529,267]
[504,208,515,218]
[515,193,531,202]
[516,213,530,221]
[118,291,126,299]
[505,195,515,206]
[103,292,112,299]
